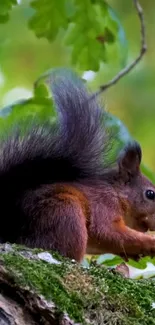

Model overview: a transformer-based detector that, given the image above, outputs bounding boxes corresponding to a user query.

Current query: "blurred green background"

[0,0,155,171]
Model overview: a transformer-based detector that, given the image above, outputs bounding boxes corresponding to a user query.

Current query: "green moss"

[1,249,155,324]
[1,251,92,323]
[89,266,155,324]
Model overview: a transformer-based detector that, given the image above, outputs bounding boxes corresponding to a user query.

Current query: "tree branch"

[92,0,147,99]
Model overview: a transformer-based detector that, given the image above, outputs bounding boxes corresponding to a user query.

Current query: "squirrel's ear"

[118,142,142,177]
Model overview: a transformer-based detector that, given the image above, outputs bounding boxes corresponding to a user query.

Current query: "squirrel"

[0,70,155,262]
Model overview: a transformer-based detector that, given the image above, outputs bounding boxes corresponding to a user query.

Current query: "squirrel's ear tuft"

[118,142,142,177]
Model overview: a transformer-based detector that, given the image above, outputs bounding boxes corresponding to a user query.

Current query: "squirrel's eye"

[145,190,155,200]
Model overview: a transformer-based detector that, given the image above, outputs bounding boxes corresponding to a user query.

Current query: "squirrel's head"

[117,142,155,232]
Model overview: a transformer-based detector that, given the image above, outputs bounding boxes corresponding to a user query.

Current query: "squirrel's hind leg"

[18,186,88,262]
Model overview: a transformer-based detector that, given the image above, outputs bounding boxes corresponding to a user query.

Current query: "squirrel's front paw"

[140,236,155,257]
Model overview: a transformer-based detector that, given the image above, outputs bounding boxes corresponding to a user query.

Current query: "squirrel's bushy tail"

[0,69,110,190]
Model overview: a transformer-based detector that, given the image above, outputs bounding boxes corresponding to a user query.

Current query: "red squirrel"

[0,71,155,262]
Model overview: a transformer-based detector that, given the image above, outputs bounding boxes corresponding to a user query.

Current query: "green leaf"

[0,96,56,136]
[65,0,109,70]
[65,0,128,71]
[127,257,149,270]
[0,0,18,24]
[96,254,124,267]
[29,0,71,41]
[127,257,155,271]
[103,27,115,43]
[28,0,128,71]
[34,83,50,98]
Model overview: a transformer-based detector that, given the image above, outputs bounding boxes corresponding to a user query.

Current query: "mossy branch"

[0,244,155,325]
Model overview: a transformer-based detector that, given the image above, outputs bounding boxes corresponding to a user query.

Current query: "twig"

[91,0,147,99]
